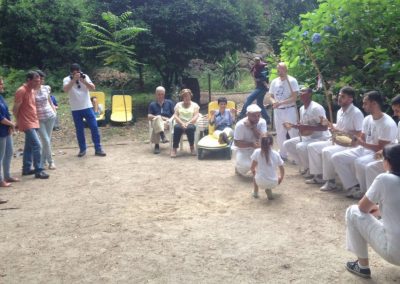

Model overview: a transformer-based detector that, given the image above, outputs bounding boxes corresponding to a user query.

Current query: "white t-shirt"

[335,104,364,133]
[366,172,400,257]
[269,75,299,108]
[299,101,329,139]
[251,149,284,182]
[233,117,267,149]
[63,74,93,111]
[362,113,397,145]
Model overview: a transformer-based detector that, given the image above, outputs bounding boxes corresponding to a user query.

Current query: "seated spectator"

[208,97,236,144]
[148,86,174,154]
[345,144,400,279]
[90,96,103,117]
[171,88,200,158]
[233,104,267,176]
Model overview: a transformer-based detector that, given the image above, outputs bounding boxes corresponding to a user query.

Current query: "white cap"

[246,104,262,113]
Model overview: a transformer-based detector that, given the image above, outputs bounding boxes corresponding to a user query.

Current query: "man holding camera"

[63,63,106,157]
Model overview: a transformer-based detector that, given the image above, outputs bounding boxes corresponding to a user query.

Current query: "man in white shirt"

[268,62,299,160]
[364,94,400,190]
[233,104,267,176]
[306,86,364,189]
[331,91,397,198]
[63,63,106,157]
[282,87,329,175]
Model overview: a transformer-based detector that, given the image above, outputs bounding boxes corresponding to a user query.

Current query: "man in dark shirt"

[148,86,175,154]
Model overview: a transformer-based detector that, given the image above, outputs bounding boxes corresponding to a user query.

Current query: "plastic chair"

[197,100,236,160]
[110,94,133,123]
[148,117,173,150]
[169,116,201,152]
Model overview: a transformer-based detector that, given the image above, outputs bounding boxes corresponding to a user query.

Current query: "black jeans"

[173,124,196,148]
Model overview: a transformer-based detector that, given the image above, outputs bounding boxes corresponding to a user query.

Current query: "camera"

[79,72,86,79]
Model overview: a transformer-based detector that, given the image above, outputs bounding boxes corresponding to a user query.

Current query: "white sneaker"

[48,163,56,170]
[303,169,313,179]
[345,185,360,198]
[352,188,365,199]
[320,181,337,191]
[305,176,325,184]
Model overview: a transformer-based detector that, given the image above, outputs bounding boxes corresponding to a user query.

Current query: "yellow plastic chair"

[197,100,236,160]
[110,95,133,123]
[89,92,106,122]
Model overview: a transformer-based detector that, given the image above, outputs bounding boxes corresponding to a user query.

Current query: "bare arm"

[356,137,391,152]
[250,160,257,175]
[358,195,378,214]
[278,165,285,184]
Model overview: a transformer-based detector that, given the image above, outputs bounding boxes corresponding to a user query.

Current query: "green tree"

[280,0,400,100]
[81,11,146,74]
[131,0,266,93]
[0,0,91,69]
[217,53,241,90]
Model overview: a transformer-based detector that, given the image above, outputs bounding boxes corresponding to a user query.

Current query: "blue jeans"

[72,108,102,152]
[38,116,56,166]
[0,135,13,181]
[23,129,43,173]
[239,86,270,123]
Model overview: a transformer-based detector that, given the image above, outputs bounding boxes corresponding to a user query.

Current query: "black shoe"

[0,199,8,204]
[345,260,371,279]
[22,169,35,176]
[35,171,50,179]
[154,145,160,154]
[160,132,169,143]
[95,150,106,157]
[77,150,86,157]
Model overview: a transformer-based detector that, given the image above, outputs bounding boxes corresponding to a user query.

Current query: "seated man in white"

[233,104,267,176]
[364,94,400,190]
[148,86,175,154]
[306,86,364,188]
[331,91,397,199]
[282,87,329,176]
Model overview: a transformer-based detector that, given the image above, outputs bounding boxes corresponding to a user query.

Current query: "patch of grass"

[198,70,255,93]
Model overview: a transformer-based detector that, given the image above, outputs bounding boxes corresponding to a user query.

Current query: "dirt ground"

[1,92,399,283]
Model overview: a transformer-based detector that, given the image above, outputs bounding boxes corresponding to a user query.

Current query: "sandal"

[5,177,20,182]
[0,181,12,187]
[170,149,177,158]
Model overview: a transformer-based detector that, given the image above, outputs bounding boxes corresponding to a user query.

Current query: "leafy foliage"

[280,0,400,101]
[81,11,146,74]
[217,53,241,90]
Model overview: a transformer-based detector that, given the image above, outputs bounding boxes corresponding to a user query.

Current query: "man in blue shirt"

[148,86,175,154]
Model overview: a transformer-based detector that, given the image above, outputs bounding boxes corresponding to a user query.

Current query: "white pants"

[331,147,374,190]
[235,148,255,175]
[346,205,400,265]
[255,177,278,190]
[283,136,321,171]
[365,160,384,190]
[321,144,349,180]
[308,140,332,175]
[151,116,168,144]
[274,107,298,159]
[213,127,234,140]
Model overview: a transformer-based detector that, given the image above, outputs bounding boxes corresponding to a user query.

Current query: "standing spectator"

[50,95,60,131]
[148,86,174,154]
[0,77,19,186]
[63,63,106,157]
[345,144,400,279]
[268,62,300,160]
[36,70,57,170]
[13,71,49,179]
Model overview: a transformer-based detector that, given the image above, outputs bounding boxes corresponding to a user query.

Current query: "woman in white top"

[345,143,400,278]
[171,89,199,157]
[250,134,285,200]
[35,71,57,170]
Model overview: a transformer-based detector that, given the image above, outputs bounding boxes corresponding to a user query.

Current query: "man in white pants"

[331,91,397,199]
[233,104,267,176]
[364,94,400,190]
[282,87,329,176]
[306,86,364,189]
[268,62,299,160]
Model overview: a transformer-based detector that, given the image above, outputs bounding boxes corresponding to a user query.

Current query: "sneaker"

[153,144,160,154]
[265,188,274,200]
[48,163,56,170]
[302,169,313,179]
[320,181,337,191]
[35,171,50,179]
[345,260,371,279]
[345,185,360,198]
[305,176,325,184]
[95,150,106,157]
[0,198,8,204]
[77,150,86,157]
[22,169,35,176]
[252,192,259,199]
[352,188,365,200]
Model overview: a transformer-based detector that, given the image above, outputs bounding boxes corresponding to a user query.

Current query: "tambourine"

[332,132,355,147]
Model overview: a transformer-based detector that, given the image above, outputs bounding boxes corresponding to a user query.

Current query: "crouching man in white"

[364,94,400,190]
[332,91,397,199]
[306,86,364,189]
[282,87,329,176]
[345,144,400,279]
[233,104,267,176]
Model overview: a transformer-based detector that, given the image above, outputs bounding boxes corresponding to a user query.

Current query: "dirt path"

[1,128,399,283]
